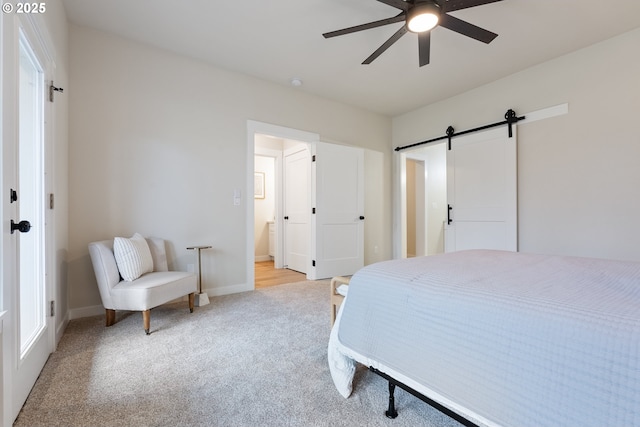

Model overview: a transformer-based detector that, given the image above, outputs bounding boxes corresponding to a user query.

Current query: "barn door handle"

[11,219,31,234]
[447,205,453,225]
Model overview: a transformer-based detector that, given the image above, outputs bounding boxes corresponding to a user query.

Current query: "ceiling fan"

[323,0,503,67]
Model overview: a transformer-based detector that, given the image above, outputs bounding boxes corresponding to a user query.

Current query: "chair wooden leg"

[188,293,195,313]
[105,309,116,327]
[143,310,151,335]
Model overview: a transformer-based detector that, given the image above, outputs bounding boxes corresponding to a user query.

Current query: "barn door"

[444,126,517,252]
[309,142,364,280]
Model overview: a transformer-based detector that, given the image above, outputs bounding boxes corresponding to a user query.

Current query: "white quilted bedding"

[328,250,640,427]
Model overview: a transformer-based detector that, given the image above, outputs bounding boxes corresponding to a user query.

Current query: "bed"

[328,250,640,427]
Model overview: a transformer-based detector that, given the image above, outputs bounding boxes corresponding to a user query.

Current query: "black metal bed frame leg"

[369,366,480,427]
[385,381,398,419]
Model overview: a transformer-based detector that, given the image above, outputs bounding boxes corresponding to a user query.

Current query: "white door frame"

[246,121,319,289]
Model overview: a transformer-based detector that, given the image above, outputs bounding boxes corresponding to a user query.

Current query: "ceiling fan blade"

[323,13,406,38]
[443,0,503,12]
[363,26,408,64]
[439,14,498,43]
[418,31,431,66]
[376,0,410,11]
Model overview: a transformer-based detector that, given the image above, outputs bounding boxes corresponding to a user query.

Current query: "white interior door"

[310,142,364,280]
[3,23,54,422]
[283,146,310,273]
[445,126,517,252]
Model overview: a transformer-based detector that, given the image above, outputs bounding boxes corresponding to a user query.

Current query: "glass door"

[9,27,52,421]
[18,31,46,357]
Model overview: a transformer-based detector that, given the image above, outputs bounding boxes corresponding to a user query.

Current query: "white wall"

[363,149,387,264]
[67,25,392,312]
[393,28,640,262]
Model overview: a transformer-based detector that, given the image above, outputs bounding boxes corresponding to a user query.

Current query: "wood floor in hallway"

[255,261,306,289]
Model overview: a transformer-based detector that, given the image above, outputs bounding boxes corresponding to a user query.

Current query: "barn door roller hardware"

[49,81,64,102]
[395,109,525,152]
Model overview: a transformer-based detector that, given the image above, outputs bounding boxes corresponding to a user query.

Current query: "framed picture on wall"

[254,172,265,199]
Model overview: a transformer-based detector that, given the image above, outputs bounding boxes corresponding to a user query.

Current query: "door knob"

[11,220,31,234]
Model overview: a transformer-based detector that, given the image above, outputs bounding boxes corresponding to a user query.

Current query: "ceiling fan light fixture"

[323,0,501,66]
[407,2,440,33]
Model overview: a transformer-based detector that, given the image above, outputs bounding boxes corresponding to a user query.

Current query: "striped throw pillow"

[113,233,154,281]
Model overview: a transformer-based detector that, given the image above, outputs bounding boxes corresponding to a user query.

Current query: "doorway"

[247,121,365,286]
[254,154,276,263]
[253,133,310,272]
[399,142,447,258]
[247,122,319,289]
[405,158,425,257]
[253,134,311,285]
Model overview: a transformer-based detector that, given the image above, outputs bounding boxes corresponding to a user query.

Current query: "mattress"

[328,250,640,427]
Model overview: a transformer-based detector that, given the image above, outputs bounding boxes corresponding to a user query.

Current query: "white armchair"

[88,236,197,335]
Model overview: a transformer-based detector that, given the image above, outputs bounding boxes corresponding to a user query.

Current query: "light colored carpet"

[14,280,462,427]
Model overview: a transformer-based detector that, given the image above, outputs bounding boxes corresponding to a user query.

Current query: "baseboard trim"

[255,255,272,262]
[55,313,70,347]
[203,283,252,297]
[69,304,104,320]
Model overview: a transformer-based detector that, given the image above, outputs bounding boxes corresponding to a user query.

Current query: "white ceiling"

[62,0,640,117]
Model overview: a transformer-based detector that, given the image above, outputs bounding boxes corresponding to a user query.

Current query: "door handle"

[11,219,31,234]
[284,216,289,220]
[359,216,365,220]
[447,205,453,225]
